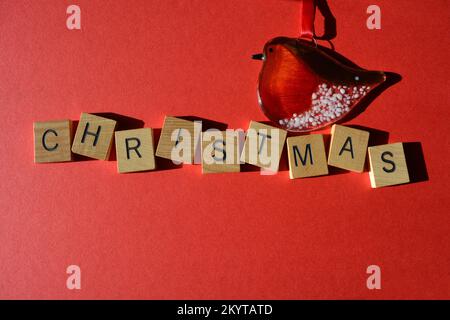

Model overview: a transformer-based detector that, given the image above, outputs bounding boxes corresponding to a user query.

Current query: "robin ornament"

[252,0,388,132]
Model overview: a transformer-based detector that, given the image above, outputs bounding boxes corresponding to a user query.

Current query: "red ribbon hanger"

[299,0,317,40]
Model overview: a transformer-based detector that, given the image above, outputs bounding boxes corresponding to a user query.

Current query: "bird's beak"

[252,53,264,60]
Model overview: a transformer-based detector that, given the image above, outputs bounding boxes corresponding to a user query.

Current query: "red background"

[0,0,449,299]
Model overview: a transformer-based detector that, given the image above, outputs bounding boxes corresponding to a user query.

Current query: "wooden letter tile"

[71,113,116,160]
[201,130,242,174]
[328,124,370,172]
[287,134,329,179]
[240,121,287,171]
[368,142,410,188]
[34,120,72,163]
[155,116,201,164]
[115,128,156,173]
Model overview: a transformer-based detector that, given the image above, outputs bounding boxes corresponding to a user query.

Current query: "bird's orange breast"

[258,45,321,121]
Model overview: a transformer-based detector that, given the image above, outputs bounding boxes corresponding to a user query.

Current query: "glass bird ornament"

[252,37,386,132]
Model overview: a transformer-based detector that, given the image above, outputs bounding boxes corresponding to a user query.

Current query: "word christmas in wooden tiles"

[34,113,411,188]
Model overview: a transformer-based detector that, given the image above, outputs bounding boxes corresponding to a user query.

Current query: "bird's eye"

[268,47,274,53]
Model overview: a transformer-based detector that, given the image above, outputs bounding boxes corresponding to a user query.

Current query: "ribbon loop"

[299,0,317,40]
